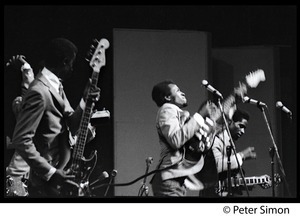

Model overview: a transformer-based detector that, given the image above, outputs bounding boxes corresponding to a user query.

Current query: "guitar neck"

[216,80,248,123]
[213,92,237,125]
[222,94,236,116]
[71,70,99,161]
[214,69,265,123]
[226,175,269,188]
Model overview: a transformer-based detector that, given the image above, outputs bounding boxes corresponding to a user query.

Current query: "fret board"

[223,175,271,188]
[69,38,109,175]
[72,70,99,162]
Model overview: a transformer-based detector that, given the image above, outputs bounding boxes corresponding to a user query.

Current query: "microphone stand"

[226,145,232,197]
[217,97,250,197]
[259,105,291,197]
[104,170,117,197]
[138,157,153,196]
[269,145,275,197]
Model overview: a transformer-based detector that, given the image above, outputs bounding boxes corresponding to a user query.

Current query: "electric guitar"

[216,173,281,197]
[6,175,29,197]
[59,38,110,197]
[184,69,266,162]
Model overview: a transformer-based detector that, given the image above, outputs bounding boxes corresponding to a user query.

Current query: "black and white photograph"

[3,4,298,217]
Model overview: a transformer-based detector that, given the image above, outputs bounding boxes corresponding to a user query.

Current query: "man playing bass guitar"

[8,38,100,197]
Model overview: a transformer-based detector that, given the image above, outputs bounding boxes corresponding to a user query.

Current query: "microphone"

[146,157,153,166]
[202,80,223,99]
[243,96,266,107]
[89,171,109,186]
[110,169,118,177]
[104,169,117,196]
[276,101,292,118]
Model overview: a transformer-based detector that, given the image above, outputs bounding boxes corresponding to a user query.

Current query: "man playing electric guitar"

[199,108,257,197]
[182,69,265,194]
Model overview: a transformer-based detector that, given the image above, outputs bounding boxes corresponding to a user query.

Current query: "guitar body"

[60,150,98,197]
[183,102,220,163]
[184,136,206,162]
[54,38,109,197]
[6,175,29,197]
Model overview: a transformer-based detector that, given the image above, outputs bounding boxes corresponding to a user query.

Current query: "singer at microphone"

[276,101,292,118]
[202,80,223,99]
[243,96,266,107]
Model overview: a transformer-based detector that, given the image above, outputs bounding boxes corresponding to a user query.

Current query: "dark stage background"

[3,5,297,199]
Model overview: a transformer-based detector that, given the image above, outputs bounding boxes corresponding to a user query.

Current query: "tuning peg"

[85,49,95,61]
[93,39,99,44]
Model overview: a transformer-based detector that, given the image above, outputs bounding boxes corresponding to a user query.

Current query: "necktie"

[59,82,64,97]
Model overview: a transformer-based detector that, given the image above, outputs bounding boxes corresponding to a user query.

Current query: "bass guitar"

[6,175,29,197]
[60,38,110,197]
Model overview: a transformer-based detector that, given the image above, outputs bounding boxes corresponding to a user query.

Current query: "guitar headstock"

[87,38,110,73]
[260,174,272,189]
[259,174,281,189]
[232,69,266,100]
[245,69,266,88]
[273,173,282,186]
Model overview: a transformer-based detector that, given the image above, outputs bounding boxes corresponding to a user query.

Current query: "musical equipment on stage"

[138,157,153,196]
[215,173,281,197]
[58,38,110,197]
[184,69,265,163]
[89,171,110,187]
[276,101,292,119]
[104,169,117,197]
[6,175,29,197]
[90,109,110,126]
[243,96,266,107]
[202,79,223,99]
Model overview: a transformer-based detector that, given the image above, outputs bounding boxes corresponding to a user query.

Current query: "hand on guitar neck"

[83,78,101,103]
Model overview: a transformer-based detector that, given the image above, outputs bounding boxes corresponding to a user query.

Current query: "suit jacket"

[9,72,83,181]
[154,103,205,181]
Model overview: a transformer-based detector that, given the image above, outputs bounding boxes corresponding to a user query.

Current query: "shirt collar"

[41,67,61,93]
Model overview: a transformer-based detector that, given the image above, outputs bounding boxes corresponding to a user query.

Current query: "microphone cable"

[91,162,178,191]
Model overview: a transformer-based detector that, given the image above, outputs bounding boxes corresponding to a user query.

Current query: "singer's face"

[230,118,248,141]
[168,84,187,108]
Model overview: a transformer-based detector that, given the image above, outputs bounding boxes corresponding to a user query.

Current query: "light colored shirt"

[212,128,243,173]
